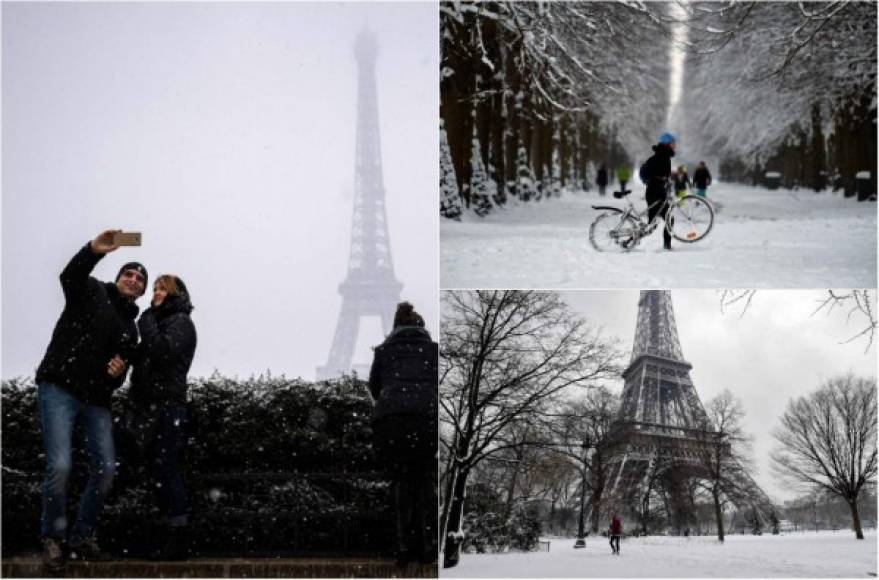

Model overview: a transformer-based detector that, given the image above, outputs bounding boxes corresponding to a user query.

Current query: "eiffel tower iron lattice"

[605,291,774,533]
[316,29,402,381]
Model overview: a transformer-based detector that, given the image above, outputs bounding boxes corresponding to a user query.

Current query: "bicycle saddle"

[613,189,632,199]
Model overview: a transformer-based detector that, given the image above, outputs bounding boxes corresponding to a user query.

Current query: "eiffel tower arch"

[316,28,402,381]
[604,291,774,534]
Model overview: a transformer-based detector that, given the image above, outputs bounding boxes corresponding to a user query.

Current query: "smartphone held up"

[113,232,142,247]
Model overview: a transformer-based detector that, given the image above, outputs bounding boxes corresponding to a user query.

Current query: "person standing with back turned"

[368,302,439,566]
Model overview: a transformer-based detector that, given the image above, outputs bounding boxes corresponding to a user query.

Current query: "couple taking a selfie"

[34,229,439,570]
[36,229,196,569]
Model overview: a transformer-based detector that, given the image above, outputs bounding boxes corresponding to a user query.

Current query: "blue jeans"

[695,188,707,197]
[147,403,188,526]
[39,382,116,542]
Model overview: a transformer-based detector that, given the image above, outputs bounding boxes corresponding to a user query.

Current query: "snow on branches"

[676,1,876,189]
[441,1,674,217]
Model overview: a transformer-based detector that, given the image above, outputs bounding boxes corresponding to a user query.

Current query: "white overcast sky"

[561,290,877,502]
[2,2,438,381]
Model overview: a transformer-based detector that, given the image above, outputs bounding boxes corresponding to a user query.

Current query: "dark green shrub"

[1,375,396,556]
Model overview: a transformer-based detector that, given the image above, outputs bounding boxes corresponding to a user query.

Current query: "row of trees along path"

[441,1,876,220]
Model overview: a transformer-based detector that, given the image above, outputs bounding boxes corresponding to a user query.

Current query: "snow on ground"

[441,182,876,288]
[444,530,878,578]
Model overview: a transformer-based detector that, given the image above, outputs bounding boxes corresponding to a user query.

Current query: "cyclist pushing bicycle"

[643,132,677,250]
[588,132,714,253]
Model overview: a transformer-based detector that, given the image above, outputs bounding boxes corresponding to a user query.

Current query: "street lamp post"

[573,438,592,548]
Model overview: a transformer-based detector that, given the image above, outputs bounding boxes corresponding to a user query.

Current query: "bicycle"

[589,185,715,252]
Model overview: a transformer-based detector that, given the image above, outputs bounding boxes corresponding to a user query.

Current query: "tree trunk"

[713,491,725,542]
[590,497,601,534]
[503,452,522,521]
[588,467,604,534]
[442,467,470,567]
[847,498,864,540]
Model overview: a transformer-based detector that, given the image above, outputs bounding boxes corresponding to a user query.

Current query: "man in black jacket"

[368,302,438,566]
[36,230,146,569]
[643,133,677,250]
[693,161,712,198]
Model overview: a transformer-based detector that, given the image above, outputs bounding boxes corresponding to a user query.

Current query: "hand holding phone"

[112,232,142,247]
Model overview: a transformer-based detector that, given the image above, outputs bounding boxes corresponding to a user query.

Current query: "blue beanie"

[658,132,676,145]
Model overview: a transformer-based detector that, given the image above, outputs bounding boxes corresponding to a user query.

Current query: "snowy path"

[441,183,876,288]
[443,530,877,578]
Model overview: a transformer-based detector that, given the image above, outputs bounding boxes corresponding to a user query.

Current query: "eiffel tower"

[605,291,774,533]
[316,29,402,381]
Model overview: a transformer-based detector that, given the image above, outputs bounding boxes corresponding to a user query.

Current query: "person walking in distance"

[673,164,692,201]
[36,230,146,569]
[693,161,712,198]
[596,164,609,197]
[617,164,631,193]
[610,513,622,555]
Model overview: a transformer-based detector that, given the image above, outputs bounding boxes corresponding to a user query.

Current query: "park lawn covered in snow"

[444,530,877,578]
[441,182,876,288]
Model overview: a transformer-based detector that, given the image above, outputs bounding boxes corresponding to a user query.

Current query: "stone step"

[1,556,438,578]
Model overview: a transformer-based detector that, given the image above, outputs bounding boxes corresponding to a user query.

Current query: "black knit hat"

[393,302,424,328]
[116,262,148,291]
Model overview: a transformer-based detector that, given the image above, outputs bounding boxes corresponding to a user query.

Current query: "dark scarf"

[152,293,194,320]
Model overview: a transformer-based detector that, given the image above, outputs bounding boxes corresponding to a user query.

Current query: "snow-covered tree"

[539,164,551,201]
[440,1,673,214]
[676,1,876,192]
[550,148,562,198]
[441,120,463,220]
[439,291,618,568]
[468,127,494,216]
[583,160,597,193]
[515,142,536,201]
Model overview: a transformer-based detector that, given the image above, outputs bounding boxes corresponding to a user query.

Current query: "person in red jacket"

[609,513,622,555]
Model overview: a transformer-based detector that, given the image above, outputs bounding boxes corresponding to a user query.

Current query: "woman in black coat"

[368,302,438,566]
[129,275,197,560]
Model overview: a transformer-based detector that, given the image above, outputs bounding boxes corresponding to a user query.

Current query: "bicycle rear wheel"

[589,211,640,252]
[667,195,714,242]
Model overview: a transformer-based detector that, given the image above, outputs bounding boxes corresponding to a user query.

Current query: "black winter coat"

[368,326,438,427]
[130,294,197,406]
[693,167,712,188]
[36,243,139,407]
[596,167,609,187]
[643,143,675,198]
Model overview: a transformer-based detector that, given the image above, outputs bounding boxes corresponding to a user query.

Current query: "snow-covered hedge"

[1,375,396,556]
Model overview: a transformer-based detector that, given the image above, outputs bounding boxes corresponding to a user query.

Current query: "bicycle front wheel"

[589,211,640,252]
[667,195,715,242]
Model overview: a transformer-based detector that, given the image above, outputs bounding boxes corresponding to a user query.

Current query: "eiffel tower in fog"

[605,290,774,532]
[317,29,402,381]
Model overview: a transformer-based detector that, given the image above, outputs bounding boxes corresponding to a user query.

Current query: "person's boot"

[68,535,111,562]
[41,538,65,571]
[150,526,191,561]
